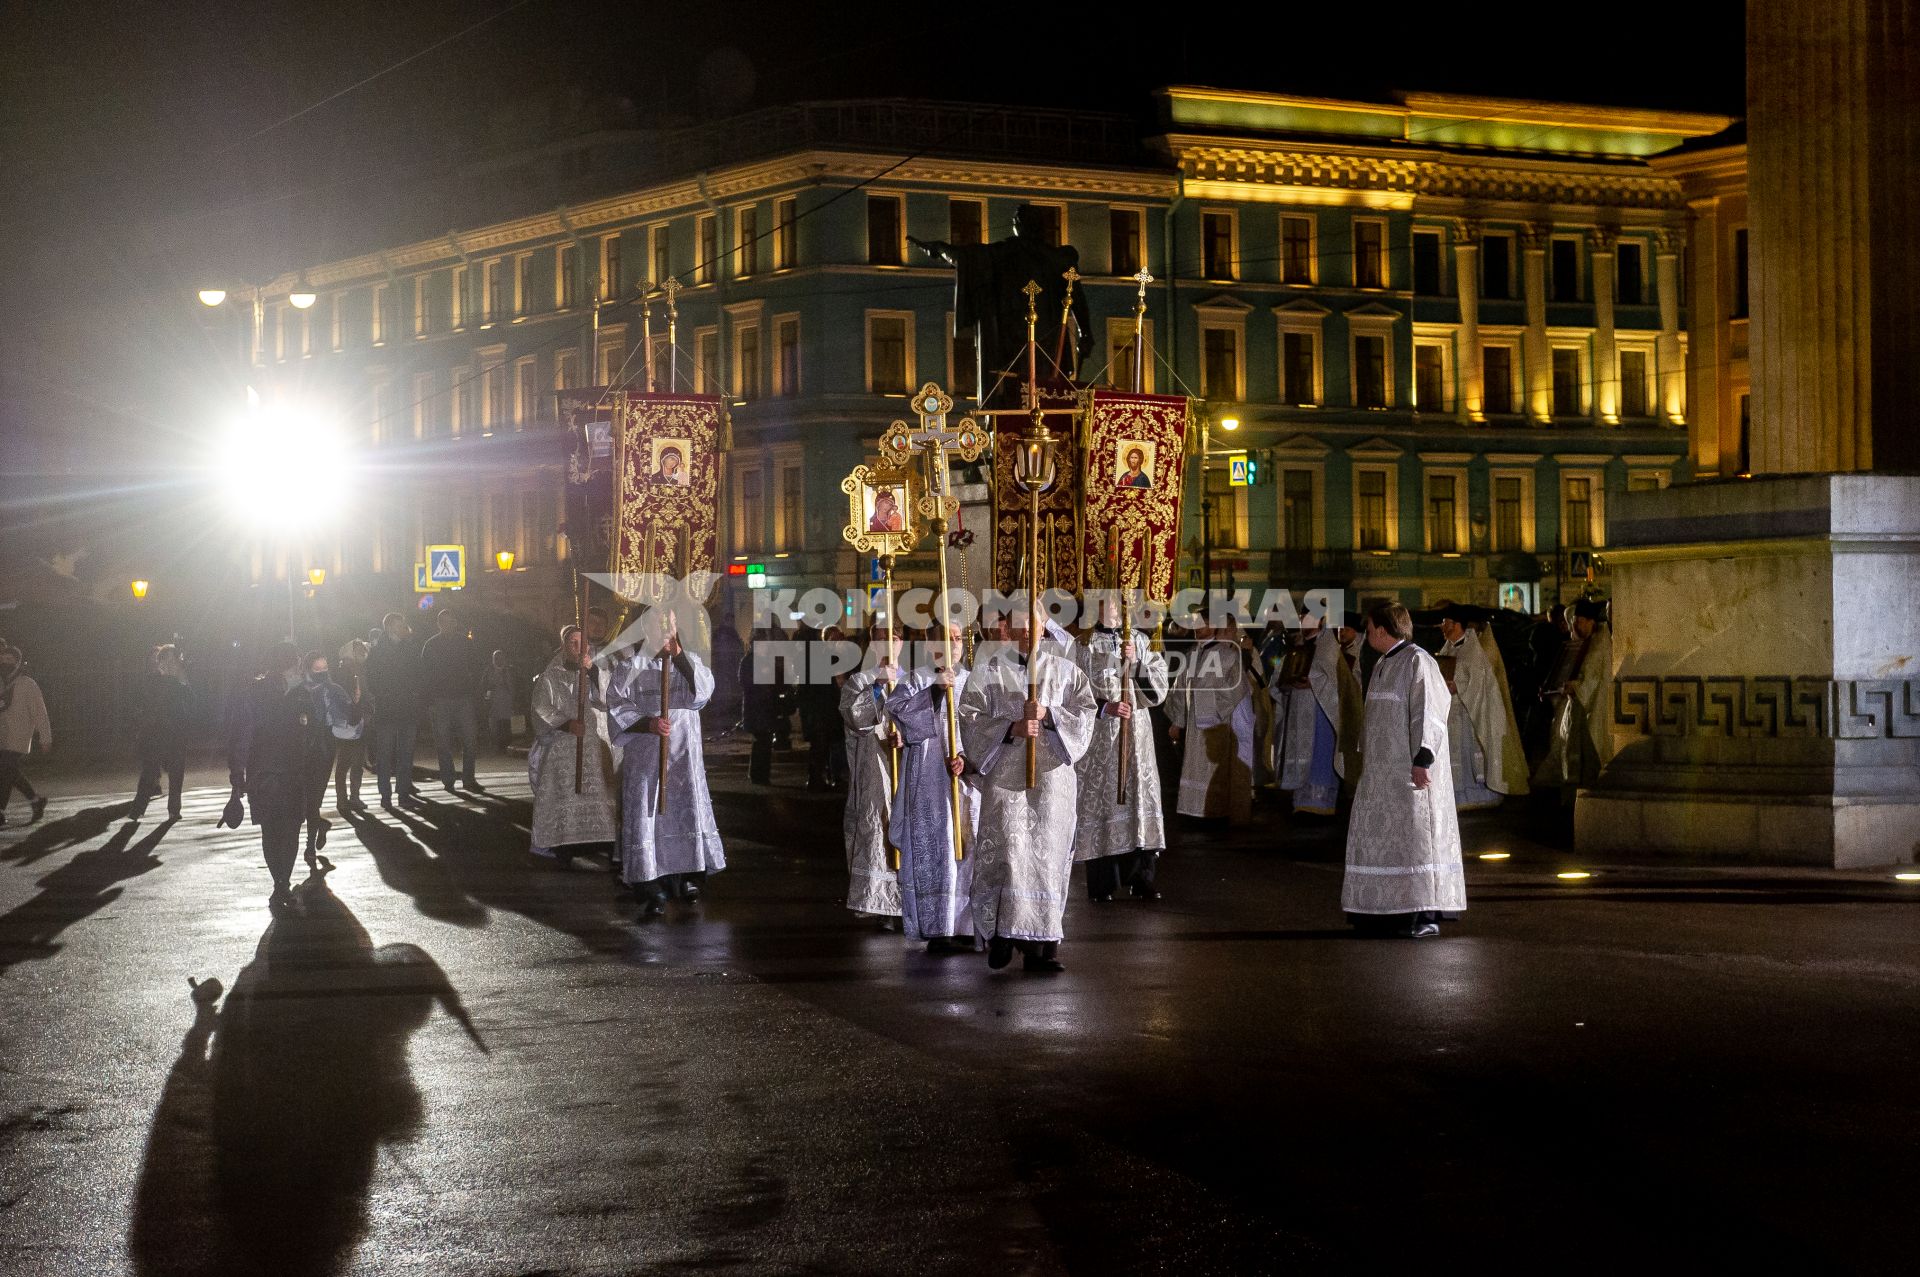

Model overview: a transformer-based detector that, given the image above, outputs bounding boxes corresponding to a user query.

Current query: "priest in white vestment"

[528,626,621,864]
[1534,599,1615,803]
[960,611,1097,973]
[838,626,904,924]
[1072,596,1170,902]
[608,615,726,917]
[886,623,981,953]
[1343,601,1465,938]
[1166,619,1256,823]
[1276,615,1365,816]
[1437,606,1530,810]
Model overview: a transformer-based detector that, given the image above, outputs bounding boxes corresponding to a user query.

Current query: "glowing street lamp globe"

[130,579,151,600]
[197,289,228,307]
[288,289,318,310]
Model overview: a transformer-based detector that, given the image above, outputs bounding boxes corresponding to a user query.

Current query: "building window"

[483,361,507,430]
[1483,345,1515,414]
[1552,347,1582,417]
[950,314,978,399]
[648,335,672,391]
[1411,229,1441,295]
[514,356,538,427]
[1427,474,1460,553]
[696,215,717,284]
[597,335,625,387]
[554,347,579,392]
[774,316,801,396]
[650,224,670,287]
[1201,325,1240,399]
[1282,469,1316,550]
[1617,240,1646,305]
[1414,342,1447,412]
[370,284,388,345]
[1282,330,1317,406]
[867,313,911,393]
[1493,476,1525,551]
[1354,218,1386,289]
[601,235,622,301]
[735,322,761,400]
[736,206,759,278]
[1283,216,1316,285]
[736,467,765,551]
[1732,227,1750,318]
[449,369,470,435]
[412,275,429,336]
[696,327,720,395]
[777,461,805,551]
[1356,470,1391,551]
[1619,349,1650,417]
[867,196,903,266]
[1201,211,1235,279]
[557,244,580,310]
[1482,233,1514,299]
[1110,207,1142,275]
[775,197,798,269]
[514,253,534,317]
[298,308,311,357]
[1023,203,1062,248]
[1204,466,1241,550]
[483,261,503,324]
[949,197,985,247]
[1551,237,1581,302]
[1353,333,1388,409]
[451,265,469,328]
[329,295,344,351]
[412,372,435,440]
[1107,318,1153,393]
[1628,473,1663,492]
[1563,476,1595,549]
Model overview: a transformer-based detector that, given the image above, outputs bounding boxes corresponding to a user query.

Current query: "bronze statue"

[911,204,1093,405]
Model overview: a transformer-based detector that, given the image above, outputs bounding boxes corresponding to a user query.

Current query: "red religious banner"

[989,382,1083,595]
[612,393,724,599]
[1080,390,1190,604]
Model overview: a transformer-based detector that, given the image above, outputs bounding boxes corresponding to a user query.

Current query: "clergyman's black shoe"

[1402,921,1441,939]
[986,935,1014,970]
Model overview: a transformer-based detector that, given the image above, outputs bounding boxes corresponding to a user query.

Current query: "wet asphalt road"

[2,749,1918,1276]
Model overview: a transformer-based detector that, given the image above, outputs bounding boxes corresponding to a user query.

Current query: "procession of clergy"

[525,593,1614,964]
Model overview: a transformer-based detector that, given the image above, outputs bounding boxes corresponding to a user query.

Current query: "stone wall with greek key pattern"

[1613,677,1920,740]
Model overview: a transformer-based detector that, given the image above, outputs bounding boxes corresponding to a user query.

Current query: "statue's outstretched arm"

[908,236,956,266]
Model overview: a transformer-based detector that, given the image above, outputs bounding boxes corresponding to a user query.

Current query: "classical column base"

[1580,474,1920,869]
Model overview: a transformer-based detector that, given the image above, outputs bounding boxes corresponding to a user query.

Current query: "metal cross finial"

[1061,266,1080,290]
[1132,267,1154,300]
[662,277,680,313]
[1021,279,1041,321]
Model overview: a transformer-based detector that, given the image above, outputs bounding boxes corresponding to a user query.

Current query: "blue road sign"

[427,544,466,589]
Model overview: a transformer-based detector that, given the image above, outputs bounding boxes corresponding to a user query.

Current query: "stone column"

[1452,219,1482,423]
[1522,221,1551,422]
[1748,0,1920,472]
[1588,227,1617,423]
[1654,227,1685,426]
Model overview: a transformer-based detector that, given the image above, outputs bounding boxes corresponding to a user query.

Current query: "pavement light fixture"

[130,579,150,600]
[197,289,227,307]
[495,550,515,572]
[1557,871,1594,881]
[1895,872,1920,882]
[1478,852,1511,861]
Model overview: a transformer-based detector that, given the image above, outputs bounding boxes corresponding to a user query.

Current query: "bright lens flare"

[1556,871,1593,881]
[1895,872,1920,882]
[1478,852,1511,861]
[218,402,349,531]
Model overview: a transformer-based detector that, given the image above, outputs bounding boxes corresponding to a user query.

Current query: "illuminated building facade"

[227,90,1743,627]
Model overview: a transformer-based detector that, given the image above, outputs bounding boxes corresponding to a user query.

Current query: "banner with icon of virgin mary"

[612,393,724,601]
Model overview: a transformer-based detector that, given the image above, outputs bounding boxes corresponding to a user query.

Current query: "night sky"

[0,0,1745,482]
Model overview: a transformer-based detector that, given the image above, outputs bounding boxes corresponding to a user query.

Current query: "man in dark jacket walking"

[421,607,482,793]
[363,612,423,807]
[132,643,194,821]
[221,643,333,913]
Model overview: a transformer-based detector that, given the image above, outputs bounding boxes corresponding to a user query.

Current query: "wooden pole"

[1117,533,1135,806]
[881,556,901,872]
[931,455,966,862]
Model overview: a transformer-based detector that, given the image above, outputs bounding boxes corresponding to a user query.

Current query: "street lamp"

[307,567,327,587]
[197,289,227,307]
[1195,412,1243,600]
[494,550,516,572]
[131,579,151,600]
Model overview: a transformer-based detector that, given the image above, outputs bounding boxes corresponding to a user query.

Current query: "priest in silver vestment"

[528,625,621,865]
[1342,601,1464,939]
[1436,605,1530,810]
[1274,615,1365,817]
[838,626,904,925]
[1072,596,1170,902]
[607,615,726,918]
[1166,618,1256,823]
[960,610,1097,973]
[885,623,980,953]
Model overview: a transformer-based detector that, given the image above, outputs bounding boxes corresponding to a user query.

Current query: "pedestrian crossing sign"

[1228,456,1250,487]
[414,563,440,592]
[427,545,466,589]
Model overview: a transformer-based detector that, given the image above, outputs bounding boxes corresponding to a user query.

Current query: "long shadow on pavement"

[0,817,170,973]
[0,802,132,868]
[128,872,482,1277]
